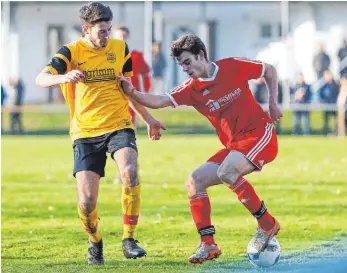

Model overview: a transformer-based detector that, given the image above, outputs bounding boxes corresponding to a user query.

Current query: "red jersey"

[130,50,151,92]
[168,57,272,148]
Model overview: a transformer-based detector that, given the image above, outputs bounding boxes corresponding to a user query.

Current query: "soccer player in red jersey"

[117,34,283,264]
[114,26,152,128]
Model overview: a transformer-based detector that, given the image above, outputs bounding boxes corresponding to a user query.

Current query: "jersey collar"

[198,62,219,82]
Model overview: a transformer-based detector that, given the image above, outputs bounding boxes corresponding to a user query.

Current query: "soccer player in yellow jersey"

[35,2,166,265]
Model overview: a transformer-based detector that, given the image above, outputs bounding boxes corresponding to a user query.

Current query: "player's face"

[87,21,112,48]
[175,51,206,79]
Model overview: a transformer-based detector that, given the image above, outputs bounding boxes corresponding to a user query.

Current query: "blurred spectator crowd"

[252,40,347,135]
[1,77,25,135]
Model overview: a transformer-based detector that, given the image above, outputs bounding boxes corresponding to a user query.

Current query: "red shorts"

[207,122,278,170]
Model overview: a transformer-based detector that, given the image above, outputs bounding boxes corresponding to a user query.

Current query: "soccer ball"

[247,237,281,268]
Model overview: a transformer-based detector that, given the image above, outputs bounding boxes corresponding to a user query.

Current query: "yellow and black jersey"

[45,38,134,141]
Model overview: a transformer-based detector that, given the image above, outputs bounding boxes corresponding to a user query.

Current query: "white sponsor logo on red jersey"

[202,89,210,96]
[205,88,242,112]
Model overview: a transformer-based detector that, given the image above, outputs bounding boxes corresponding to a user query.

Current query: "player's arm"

[139,53,152,92]
[128,97,167,140]
[119,76,173,109]
[263,63,283,123]
[123,76,167,140]
[35,69,84,87]
[35,69,64,87]
[263,63,278,105]
[35,46,84,88]
[124,76,162,121]
[142,72,151,93]
[121,44,170,108]
[128,98,153,122]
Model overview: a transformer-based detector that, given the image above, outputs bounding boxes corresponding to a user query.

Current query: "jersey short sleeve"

[167,79,194,107]
[45,46,72,75]
[122,43,133,77]
[234,57,265,81]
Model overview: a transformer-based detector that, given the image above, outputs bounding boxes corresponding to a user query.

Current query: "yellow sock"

[122,185,141,240]
[77,206,102,243]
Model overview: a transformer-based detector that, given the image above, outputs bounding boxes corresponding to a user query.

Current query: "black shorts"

[72,128,137,177]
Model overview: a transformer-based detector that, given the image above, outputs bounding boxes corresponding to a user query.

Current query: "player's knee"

[217,164,240,185]
[186,170,208,195]
[121,164,139,186]
[78,197,97,214]
[186,174,196,191]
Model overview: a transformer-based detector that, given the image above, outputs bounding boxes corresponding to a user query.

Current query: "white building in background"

[1,1,347,103]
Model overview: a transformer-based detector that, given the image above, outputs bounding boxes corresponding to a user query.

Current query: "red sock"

[189,192,215,245]
[229,177,275,231]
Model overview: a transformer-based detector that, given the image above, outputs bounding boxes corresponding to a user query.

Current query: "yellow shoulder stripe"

[124,53,131,63]
[124,71,133,77]
[55,53,69,65]
[46,66,58,75]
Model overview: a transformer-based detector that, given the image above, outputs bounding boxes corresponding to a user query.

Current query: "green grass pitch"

[2,135,347,272]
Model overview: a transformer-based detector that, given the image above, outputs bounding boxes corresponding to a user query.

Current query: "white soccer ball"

[247,237,281,268]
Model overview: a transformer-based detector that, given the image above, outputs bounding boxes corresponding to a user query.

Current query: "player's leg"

[12,113,20,134]
[109,129,146,259]
[17,113,24,135]
[76,171,102,242]
[10,113,16,134]
[217,123,280,252]
[302,111,310,135]
[293,111,300,135]
[186,162,222,263]
[323,111,329,134]
[217,151,276,228]
[73,139,107,265]
[113,147,141,241]
[76,171,104,265]
[114,108,137,185]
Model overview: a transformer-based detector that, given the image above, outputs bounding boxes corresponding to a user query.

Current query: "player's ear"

[199,50,204,61]
[82,24,89,34]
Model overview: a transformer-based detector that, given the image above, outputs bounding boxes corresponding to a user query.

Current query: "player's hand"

[147,118,167,141]
[269,102,283,125]
[61,70,84,84]
[118,75,136,95]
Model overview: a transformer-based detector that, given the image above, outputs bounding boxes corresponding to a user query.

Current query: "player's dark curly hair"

[79,2,113,25]
[170,34,209,61]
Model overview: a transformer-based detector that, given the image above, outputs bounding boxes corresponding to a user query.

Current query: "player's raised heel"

[88,239,104,265]
[188,242,221,264]
[122,238,147,259]
[253,218,280,253]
